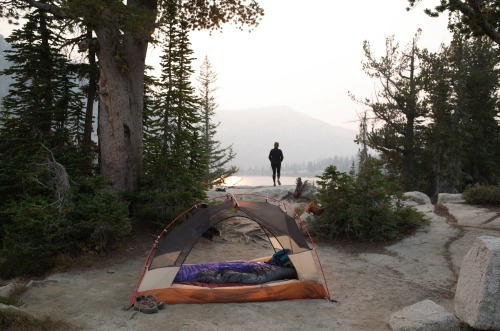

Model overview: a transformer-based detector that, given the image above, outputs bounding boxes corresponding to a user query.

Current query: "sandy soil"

[12,186,500,331]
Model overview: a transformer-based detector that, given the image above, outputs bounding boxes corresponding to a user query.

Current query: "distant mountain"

[0,36,357,173]
[214,106,359,170]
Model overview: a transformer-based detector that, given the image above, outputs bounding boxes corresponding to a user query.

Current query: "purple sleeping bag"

[173,261,297,284]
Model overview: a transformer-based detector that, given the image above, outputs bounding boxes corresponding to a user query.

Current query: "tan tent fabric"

[137,267,180,292]
[131,194,330,305]
[289,251,320,281]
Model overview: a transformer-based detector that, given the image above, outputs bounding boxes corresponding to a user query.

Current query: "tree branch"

[20,0,72,19]
[454,0,500,44]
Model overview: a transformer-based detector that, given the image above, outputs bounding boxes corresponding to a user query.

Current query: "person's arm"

[279,150,284,162]
[269,150,272,161]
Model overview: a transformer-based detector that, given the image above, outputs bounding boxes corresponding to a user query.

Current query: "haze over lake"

[219,176,318,187]
[215,106,359,173]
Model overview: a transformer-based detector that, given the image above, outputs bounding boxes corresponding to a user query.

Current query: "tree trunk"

[402,38,418,192]
[83,27,98,148]
[94,26,148,193]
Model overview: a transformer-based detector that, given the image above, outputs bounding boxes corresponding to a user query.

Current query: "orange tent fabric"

[130,194,330,306]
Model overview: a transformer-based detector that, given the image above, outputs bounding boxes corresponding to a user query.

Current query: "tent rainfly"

[130,194,330,305]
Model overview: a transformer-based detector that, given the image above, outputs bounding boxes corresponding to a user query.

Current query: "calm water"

[220,176,318,187]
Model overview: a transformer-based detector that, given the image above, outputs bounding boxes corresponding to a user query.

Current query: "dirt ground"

[12,186,500,331]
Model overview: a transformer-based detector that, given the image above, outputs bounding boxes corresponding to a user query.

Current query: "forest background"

[0,1,499,278]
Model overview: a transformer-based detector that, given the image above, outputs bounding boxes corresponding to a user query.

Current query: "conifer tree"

[421,33,500,191]
[419,44,463,199]
[141,6,206,222]
[353,32,427,191]
[197,56,237,185]
[454,36,500,186]
[1,0,264,194]
[0,10,89,204]
[0,11,131,276]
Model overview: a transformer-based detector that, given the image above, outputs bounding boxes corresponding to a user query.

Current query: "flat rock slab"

[389,300,459,331]
[437,193,464,204]
[443,203,498,227]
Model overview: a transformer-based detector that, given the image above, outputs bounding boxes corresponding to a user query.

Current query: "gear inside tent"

[130,194,330,305]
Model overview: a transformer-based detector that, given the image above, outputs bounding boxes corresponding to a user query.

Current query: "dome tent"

[130,194,330,305]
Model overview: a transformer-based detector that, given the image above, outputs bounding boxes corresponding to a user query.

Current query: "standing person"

[269,142,284,186]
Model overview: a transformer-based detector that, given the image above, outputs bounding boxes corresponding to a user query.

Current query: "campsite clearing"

[14,185,500,331]
[132,195,328,304]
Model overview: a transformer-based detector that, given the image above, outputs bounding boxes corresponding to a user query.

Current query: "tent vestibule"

[131,194,330,305]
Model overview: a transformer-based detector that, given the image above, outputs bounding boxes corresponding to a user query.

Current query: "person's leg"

[276,163,281,185]
[271,164,277,185]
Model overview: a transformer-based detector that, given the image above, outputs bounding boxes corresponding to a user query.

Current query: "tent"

[130,194,330,305]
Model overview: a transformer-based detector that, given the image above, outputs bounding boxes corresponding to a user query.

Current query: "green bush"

[0,176,130,278]
[0,308,73,331]
[310,160,428,241]
[134,169,207,227]
[67,176,132,251]
[462,185,500,205]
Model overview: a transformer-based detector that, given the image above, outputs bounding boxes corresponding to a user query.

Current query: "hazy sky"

[1,1,452,131]
[150,0,453,130]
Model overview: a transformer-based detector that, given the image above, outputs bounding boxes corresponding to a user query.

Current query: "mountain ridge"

[214,106,359,170]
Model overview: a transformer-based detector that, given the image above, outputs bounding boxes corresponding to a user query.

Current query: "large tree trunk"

[82,27,98,149]
[94,26,148,193]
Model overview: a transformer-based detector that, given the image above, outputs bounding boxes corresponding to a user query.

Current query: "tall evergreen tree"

[426,33,500,188]
[1,0,264,194]
[0,11,131,277]
[197,55,237,185]
[353,32,427,191]
[456,37,500,185]
[355,110,370,164]
[419,43,463,199]
[0,10,90,205]
[141,6,206,222]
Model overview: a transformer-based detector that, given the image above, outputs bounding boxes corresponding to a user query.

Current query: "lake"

[219,175,318,187]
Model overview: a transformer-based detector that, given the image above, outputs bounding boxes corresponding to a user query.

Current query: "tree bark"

[83,27,98,149]
[95,26,148,193]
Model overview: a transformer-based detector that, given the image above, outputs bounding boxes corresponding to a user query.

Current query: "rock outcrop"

[389,300,460,331]
[454,236,500,330]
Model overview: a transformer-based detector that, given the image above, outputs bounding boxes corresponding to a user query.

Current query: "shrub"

[0,176,130,278]
[134,170,207,227]
[310,160,428,241]
[0,309,74,331]
[67,176,132,251]
[462,185,500,205]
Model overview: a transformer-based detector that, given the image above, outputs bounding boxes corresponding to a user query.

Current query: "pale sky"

[165,0,452,130]
[1,0,452,131]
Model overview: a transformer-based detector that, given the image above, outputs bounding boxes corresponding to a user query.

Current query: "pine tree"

[438,34,500,187]
[391,30,500,197]
[419,44,463,199]
[0,10,90,204]
[353,32,427,191]
[141,7,207,222]
[0,11,130,276]
[355,110,369,164]
[2,0,264,195]
[197,56,237,186]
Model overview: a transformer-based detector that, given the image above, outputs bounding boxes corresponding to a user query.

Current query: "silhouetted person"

[269,142,284,186]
